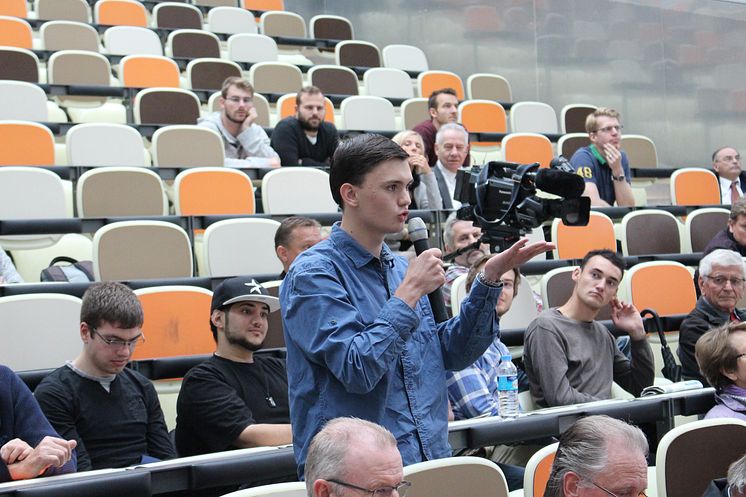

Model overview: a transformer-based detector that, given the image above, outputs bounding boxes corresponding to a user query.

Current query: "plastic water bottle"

[497,354,519,420]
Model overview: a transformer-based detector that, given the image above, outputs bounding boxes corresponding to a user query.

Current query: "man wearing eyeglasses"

[197,76,280,168]
[712,147,745,205]
[35,282,175,471]
[679,249,746,384]
[569,107,634,207]
[305,418,409,497]
[544,415,649,497]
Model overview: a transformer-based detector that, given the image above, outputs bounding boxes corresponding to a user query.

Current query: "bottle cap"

[500,354,511,361]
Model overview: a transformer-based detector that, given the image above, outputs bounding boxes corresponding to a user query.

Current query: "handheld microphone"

[407,217,450,324]
[534,168,585,199]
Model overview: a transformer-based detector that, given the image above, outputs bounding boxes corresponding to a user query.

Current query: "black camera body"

[453,157,590,252]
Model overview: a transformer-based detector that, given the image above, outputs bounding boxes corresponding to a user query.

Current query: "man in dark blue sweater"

[1,365,76,482]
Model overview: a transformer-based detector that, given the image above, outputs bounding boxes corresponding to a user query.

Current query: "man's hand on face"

[603,143,624,176]
[240,106,259,133]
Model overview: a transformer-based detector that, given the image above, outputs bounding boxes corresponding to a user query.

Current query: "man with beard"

[270,86,339,168]
[175,277,291,456]
[198,77,280,168]
[569,107,634,207]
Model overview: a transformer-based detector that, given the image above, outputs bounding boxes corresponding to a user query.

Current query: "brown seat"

[308,65,359,96]
[153,2,203,29]
[310,14,353,41]
[686,208,729,253]
[335,40,381,68]
[620,210,682,256]
[187,58,242,91]
[0,48,40,83]
[167,29,221,59]
[557,133,591,160]
[134,88,201,125]
[560,104,597,133]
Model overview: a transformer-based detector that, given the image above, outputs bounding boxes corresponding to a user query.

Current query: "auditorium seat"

[195,0,237,6]
[152,2,203,30]
[261,167,338,214]
[0,16,34,50]
[260,10,306,45]
[417,70,465,100]
[669,168,720,206]
[619,209,683,256]
[0,81,50,121]
[624,261,696,316]
[134,87,201,125]
[227,33,280,63]
[340,95,396,131]
[403,456,509,497]
[173,168,255,216]
[466,73,513,103]
[92,220,193,280]
[382,44,429,73]
[522,443,557,497]
[621,134,659,168]
[76,167,168,217]
[400,97,428,130]
[335,40,382,68]
[104,26,164,56]
[0,0,28,17]
[502,133,553,168]
[560,103,597,133]
[0,121,55,166]
[241,0,285,11]
[363,68,414,100]
[509,101,559,134]
[207,6,259,35]
[685,207,729,253]
[309,14,354,41]
[458,100,507,148]
[202,218,283,277]
[151,125,225,167]
[551,211,616,260]
[120,55,180,88]
[0,47,42,83]
[40,20,101,52]
[10,233,93,282]
[308,65,360,96]
[166,29,222,59]
[35,0,91,22]
[556,132,590,160]
[249,61,304,94]
[94,0,148,27]
[221,482,307,497]
[187,58,243,91]
[66,122,148,166]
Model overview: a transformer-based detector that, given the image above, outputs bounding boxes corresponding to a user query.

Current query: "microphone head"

[407,217,429,242]
[534,168,585,198]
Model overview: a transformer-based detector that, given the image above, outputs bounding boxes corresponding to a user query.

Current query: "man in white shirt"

[713,146,745,204]
[433,123,470,209]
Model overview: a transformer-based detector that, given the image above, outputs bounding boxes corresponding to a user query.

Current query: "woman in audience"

[0,245,22,284]
[695,322,746,420]
[392,130,443,209]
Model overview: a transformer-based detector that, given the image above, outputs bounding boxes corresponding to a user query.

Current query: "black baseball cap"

[211,277,280,313]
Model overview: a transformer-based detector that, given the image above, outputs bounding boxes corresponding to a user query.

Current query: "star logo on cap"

[244,279,263,294]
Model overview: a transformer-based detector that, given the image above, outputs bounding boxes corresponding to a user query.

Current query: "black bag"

[40,256,95,282]
[641,308,682,382]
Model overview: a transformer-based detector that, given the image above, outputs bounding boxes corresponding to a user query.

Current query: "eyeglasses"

[90,327,145,349]
[327,479,412,497]
[717,155,741,162]
[594,125,623,134]
[226,96,253,104]
[703,275,745,288]
[590,480,647,497]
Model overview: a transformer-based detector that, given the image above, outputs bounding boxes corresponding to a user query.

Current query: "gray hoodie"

[197,112,279,164]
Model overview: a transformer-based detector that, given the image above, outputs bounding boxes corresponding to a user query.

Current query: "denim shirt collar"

[329,223,395,269]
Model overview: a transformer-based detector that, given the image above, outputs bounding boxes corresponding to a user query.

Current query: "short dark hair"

[427,88,458,111]
[329,134,409,208]
[81,282,144,329]
[295,85,323,106]
[579,249,625,277]
[274,216,321,249]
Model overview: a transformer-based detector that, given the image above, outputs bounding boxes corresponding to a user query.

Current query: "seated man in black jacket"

[35,282,175,471]
[705,196,746,257]
[270,86,339,168]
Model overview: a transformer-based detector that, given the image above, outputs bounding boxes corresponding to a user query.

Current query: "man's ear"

[571,266,581,283]
[339,183,358,208]
[80,322,91,343]
[276,245,289,265]
[313,479,333,497]
[428,107,437,120]
[563,471,582,497]
[210,309,224,331]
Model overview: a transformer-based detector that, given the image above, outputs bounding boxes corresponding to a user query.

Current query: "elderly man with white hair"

[679,249,746,384]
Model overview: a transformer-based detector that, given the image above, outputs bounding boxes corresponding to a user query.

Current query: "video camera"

[451,157,590,253]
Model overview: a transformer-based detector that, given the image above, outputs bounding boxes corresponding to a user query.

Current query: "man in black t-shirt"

[175,277,292,457]
[270,86,339,168]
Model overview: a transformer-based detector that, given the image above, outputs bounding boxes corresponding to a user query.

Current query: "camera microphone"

[407,217,450,324]
[534,168,585,199]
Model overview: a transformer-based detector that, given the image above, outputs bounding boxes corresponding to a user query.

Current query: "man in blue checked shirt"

[281,134,553,480]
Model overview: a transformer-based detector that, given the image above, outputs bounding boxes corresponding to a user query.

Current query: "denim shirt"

[281,224,500,477]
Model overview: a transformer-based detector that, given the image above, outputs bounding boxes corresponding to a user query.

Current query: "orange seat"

[96,0,147,27]
[0,17,33,49]
[174,168,255,216]
[458,100,507,147]
[418,70,465,100]
[0,0,27,17]
[277,93,335,123]
[131,286,215,360]
[626,262,697,316]
[120,55,180,88]
[502,133,553,168]
[524,444,557,497]
[670,168,721,206]
[551,211,616,260]
[241,0,284,10]
[0,121,55,166]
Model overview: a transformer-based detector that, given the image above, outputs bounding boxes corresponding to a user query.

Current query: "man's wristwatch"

[611,174,626,182]
[478,271,503,288]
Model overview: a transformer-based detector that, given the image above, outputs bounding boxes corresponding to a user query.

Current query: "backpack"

[40,256,95,283]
